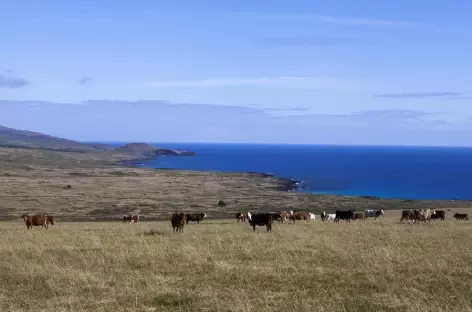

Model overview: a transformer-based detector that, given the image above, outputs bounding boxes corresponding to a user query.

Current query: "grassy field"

[2,213,472,312]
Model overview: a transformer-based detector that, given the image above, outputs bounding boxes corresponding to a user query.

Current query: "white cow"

[309,213,316,221]
[321,211,336,221]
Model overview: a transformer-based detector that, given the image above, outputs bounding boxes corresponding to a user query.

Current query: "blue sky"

[1,0,471,145]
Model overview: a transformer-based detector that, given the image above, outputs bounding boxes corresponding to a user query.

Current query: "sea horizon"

[87,141,472,149]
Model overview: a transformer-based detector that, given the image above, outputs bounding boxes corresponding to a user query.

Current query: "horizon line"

[83,141,472,149]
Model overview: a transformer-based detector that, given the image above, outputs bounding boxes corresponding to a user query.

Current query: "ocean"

[120,143,472,200]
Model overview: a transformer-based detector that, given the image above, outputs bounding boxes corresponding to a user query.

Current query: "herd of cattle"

[231,208,469,232]
[19,208,469,232]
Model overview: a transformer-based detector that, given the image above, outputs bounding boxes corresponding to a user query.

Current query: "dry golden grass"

[2,214,472,312]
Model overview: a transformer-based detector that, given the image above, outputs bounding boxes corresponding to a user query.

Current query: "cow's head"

[48,217,55,225]
[380,210,384,215]
[21,213,28,221]
[202,213,207,219]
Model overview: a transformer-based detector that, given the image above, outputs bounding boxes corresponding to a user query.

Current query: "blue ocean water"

[119,143,472,200]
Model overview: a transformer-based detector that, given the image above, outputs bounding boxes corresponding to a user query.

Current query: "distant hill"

[115,143,195,157]
[0,125,104,152]
[0,125,195,157]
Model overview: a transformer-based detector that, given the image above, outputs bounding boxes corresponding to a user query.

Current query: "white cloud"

[146,76,350,89]
[245,12,433,28]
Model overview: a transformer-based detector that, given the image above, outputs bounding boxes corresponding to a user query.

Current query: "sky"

[1,0,471,146]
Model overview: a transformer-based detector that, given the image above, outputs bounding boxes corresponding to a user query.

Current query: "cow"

[430,210,446,221]
[453,213,469,221]
[364,209,384,220]
[21,214,46,230]
[186,213,206,224]
[400,209,424,223]
[334,209,355,223]
[320,211,326,221]
[236,212,246,223]
[248,213,273,232]
[278,211,291,223]
[419,208,435,223]
[171,212,187,233]
[353,212,365,220]
[309,213,316,221]
[44,215,55,229]
[321,211,335,222]
[290,211,311,223]
[123,215,139,223]
[269,212,284,222]
[400,210,413,223]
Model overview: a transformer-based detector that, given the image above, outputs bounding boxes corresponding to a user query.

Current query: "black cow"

[334,209,355,223]
[430,210,445,221]
[248,213,273,232]
[400,209,421,223]
[269,212,284,222]
[453,213,469,221]
[171,212,187,233]
[185,213,206,224]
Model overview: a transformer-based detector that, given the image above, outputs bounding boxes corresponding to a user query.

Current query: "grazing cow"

[21,214,46,230]
[247,213,273,232]
[334,209,355,223]
[236,212,246,223]
[269,212,284,222]
[420,208,435,223]
[309,213,316,221]
[453,213,469,221]
[186,213,206,224]
[400,210,413,223]
[364,209,384,220]
[278,211,291,223]
[123,215,139,223]
[321,211,336,221]
[353,212,365,220]
[430,210,446,221]
[400,209,424,223]
[320,211,326,221]
[290,211,311,223]
[44,215,55,229]
[171,212,187,233]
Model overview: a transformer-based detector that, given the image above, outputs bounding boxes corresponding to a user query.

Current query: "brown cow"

[123,215,139,224]
[44,216,55,229]
[279,211,291,223]
[21,214,46,230]
[353,212,365,220]
[290,211,311,223]
[171,212,187,233]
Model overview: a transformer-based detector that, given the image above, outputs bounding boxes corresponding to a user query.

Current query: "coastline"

[121,157,471,202]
